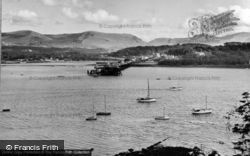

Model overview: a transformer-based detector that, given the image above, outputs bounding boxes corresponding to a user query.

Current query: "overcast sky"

[2,0,250,41]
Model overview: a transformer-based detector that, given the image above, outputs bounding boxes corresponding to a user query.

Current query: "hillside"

[2,30,250,52]
[149,32,250,46]
[2,30,147,52]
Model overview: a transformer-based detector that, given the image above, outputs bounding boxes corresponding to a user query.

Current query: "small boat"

[137,79,156,103]
[0,45,10,113]
[169,86,183,91]
[155,107,170,120]
[2,109,10,112]
[96,96,111,116]
[86,102,97,121]
[86,116,97,121]
[192,96,212,115]
[192,108,212,115]
[1,103,10,112]
[169,80,183,91]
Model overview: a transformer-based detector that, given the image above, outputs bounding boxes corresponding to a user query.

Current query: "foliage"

[2,46,106,62]
[229,92,250,155]
[110,42,250,66]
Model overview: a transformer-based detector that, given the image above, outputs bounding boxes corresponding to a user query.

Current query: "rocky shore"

[115,140,220,156]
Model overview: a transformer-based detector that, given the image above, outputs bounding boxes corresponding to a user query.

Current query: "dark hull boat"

[86,101,97,121]
[2,109,10,112]
[96,96,111,116]
[96,112,111,116]
[86,116,97,121]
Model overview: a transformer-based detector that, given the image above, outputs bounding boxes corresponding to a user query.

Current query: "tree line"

[111,42,250,66]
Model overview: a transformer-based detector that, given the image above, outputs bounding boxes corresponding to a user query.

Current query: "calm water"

[0,62,249,156]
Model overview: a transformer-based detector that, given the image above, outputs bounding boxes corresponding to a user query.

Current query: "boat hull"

[155,116,170,120]
[137,98,156,103]
[169,87,183,91]
[86,117,97,121]
[96,112,111,116]
[2,109,10,112]
[192,109,212,115]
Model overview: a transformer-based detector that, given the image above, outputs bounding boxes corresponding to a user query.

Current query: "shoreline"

[132,63,250,69]
[1,61,250,69]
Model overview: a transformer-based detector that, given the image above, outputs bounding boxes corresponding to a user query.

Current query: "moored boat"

[155,107,170,120]
[86,102,97,121]
[192,96,212,115]
[2,109,10,112]
[192,108,212,115]
[96,95,111,116]
[137,79,156,103]
[169,86,183,91]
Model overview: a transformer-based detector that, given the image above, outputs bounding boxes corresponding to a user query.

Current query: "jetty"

[87,60,133,76]
[87,56,158,77]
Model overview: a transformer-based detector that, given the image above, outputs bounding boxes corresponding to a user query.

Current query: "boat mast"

[92,98,95,116]
[104,95,106,113]
[147,79,150,98]
[205,96,207,109]
[0,0,2,90]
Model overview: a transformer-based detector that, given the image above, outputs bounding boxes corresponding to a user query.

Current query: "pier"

[87,56,158,77]
[87,60,134,76]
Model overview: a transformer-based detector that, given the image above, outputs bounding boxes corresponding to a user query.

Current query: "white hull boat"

[192,96,212,115]
[137,79,156,103]
[192,108,212,115]
[155,107,170,120]
[137,97,156,103]
[169,86,183,91]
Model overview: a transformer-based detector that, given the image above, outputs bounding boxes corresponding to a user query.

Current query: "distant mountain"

[149,32,250,46]
[2,30,147,52]
[2,30,250,52]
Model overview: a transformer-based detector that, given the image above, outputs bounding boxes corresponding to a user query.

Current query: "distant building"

[162,54,180,60]
[194,51,206,57]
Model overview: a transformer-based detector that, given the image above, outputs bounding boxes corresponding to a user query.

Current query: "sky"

[2,0,250,41]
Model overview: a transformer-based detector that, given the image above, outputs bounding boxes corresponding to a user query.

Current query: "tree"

[229,92,250,156]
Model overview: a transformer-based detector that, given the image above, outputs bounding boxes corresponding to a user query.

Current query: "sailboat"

[86,102,97,121]
[0,8,10,112]
[96,95,111,116]
[137,79,156,103]
[192,96,212,115]
[155,107,170,120]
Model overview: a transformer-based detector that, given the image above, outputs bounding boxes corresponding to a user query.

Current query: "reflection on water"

[0,62,249,156]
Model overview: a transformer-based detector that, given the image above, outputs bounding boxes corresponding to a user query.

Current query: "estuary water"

[0,62,249,156]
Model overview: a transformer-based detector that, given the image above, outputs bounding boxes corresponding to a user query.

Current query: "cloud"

[62,7,79,19]
[55,20,63,25]
[72,0,93,8]
[6,10,39,25]
[121,17,164,26]
[42,0,56,6]
[229,5,250,26]
[192,6,250,34]
[197,6,250,26]
[83,9,119,23]
[41,0,92,8]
